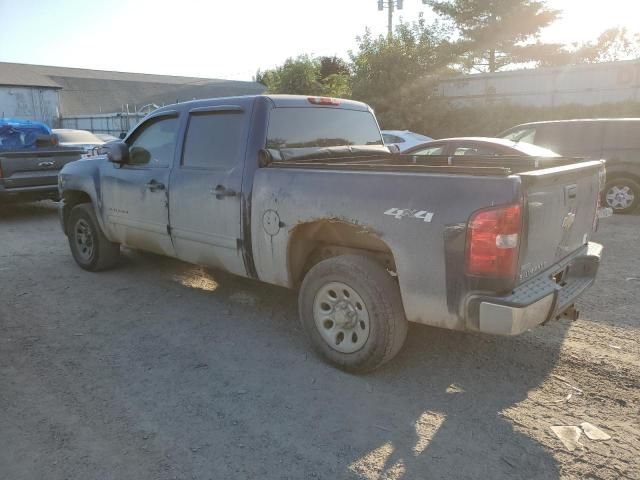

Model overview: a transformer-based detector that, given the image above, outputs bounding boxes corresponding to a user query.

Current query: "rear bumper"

[0,183,59,202]
[466,242,602,335]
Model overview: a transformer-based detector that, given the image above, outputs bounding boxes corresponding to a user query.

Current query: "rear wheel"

[68,203,120,271]
[298,255,408,373]
[604,178,640,214]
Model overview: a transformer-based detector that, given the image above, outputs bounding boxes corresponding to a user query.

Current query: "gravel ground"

[0,201,638,480]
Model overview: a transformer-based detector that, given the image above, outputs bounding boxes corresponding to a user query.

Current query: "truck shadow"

[120,249,566,479]
[342,325,565,479]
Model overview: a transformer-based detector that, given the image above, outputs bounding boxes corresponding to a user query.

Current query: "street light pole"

[377,1,403,38]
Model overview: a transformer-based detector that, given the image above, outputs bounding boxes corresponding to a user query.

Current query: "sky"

[0,0,639,81]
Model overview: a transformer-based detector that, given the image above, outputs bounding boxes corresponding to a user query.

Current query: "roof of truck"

[152,95,371,114]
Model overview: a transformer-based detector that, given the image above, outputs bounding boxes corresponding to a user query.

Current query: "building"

[0,62,265,133]
[438,60,640,108]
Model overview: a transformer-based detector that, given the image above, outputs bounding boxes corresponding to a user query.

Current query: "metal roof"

[0,63,62,88]
[0,62,266,114]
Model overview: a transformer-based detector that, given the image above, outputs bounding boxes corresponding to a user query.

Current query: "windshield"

[267,107,383,156]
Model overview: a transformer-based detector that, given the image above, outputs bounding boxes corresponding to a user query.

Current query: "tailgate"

[0,149,83,188]
[517,160,603,283]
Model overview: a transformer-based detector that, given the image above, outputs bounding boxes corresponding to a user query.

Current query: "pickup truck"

[58,95,605,372]
[0,119,84,203]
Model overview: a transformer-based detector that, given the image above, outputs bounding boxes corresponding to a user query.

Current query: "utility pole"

[377,0,403,38]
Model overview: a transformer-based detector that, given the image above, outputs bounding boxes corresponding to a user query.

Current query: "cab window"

[126,116,179,167]
[382,134,405,144]
[181,112,245,170]
[502,127,536,144]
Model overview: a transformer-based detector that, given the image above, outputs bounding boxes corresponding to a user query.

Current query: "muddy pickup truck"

[0,119,84,203]
[58,95,605,372]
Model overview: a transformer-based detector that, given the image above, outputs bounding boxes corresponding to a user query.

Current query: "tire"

[603,178,640,214]
[67,203,120,271]
[298,254,408,373]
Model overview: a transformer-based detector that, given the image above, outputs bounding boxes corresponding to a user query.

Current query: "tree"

[541,27,640,66]
[350,16,458,129]
[255,55,351,97]
[425,0,560,72]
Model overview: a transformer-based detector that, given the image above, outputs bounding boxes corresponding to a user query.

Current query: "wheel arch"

[287,219,397,288]
[61,190,93,235]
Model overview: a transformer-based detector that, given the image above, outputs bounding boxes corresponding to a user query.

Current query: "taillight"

[466,203,522,278]
[307,96,340,106]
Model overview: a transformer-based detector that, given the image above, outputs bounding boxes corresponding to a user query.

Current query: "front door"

[101,114,179,256]
[168,108,248,276]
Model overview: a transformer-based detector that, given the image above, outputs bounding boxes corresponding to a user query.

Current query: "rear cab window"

[266,107,383,160]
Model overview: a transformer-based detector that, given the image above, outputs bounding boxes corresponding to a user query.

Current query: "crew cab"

[0,119,84,203]
[59,95,605,372]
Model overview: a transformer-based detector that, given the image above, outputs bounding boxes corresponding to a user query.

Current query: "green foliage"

[542,27,640,66]
[425,0,560,72]
[350,16,458,129]
[256,55,351,97]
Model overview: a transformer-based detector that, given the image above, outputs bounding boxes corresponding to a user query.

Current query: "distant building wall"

[0,86,60,126]
[438,60,640,108]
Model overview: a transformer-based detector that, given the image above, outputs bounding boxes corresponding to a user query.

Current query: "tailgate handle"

[565,184,577,201]
[38,161,55,168]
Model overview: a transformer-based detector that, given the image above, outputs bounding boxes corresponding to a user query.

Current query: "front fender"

[59,157,109,236]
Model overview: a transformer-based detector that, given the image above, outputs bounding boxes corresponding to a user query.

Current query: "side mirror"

[104,141,130,164]
[130,146,150,165]
[119,132,127,140]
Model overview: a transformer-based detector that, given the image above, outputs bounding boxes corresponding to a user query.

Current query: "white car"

[53,129,105,152]
[381,130,433,152]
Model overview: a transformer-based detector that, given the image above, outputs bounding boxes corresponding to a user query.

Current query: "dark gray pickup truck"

[0,121,83,203]
[58,95,605,372]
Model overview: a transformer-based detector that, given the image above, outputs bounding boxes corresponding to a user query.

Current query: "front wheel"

[67,203,120,271]
[298,255,408,373]
[603,178,640,214]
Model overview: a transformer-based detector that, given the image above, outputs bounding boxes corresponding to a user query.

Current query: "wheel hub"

[606,185,634,209]
[313,282,371,354]
[74,219,94,261]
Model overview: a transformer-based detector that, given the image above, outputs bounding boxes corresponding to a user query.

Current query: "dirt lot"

[0,201,638,480]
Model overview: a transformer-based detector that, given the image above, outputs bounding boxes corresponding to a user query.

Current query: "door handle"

[38,161,55,168]
[145,180,165,192]
[211,184,237,199]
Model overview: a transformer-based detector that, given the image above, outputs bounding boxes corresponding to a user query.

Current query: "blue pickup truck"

[0,118,83,203]
[58,95,605,372]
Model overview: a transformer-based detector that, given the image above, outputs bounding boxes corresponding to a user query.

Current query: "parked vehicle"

[95,133,119,143]
[0,119,84,203]
[405,137,561,158]
[53,129,105,152]
[59,95,605,372]
[499,119,640,213]
[381,129,433,152]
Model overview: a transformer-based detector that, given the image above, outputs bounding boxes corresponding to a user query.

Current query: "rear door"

[517,161,602,283]
[101,113,179,256]
[168,106,248,276]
